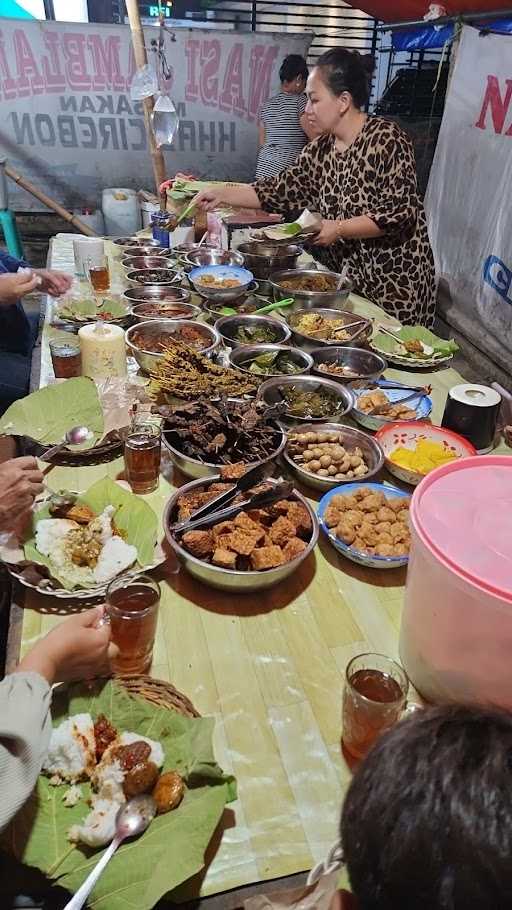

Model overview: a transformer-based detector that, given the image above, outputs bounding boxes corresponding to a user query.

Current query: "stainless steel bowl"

[289,309,372,353]
[121,255,174,272]
[270,269,353,311]
[126,318,219,373]
[258,374,354,423]
[123,286,191,305]
[163,475,318,591]
[185,249,245,269]
[228,344,313,378]
[214,314,291,348]
[126,268,182,287]
[311,346,387,383]
[283,422,385,491]
[199,284,261,320]
[120,245,174,259]
[113,236,164,248]
[162,418,286,480]
[236,241,302,280]
[130,301,201,322]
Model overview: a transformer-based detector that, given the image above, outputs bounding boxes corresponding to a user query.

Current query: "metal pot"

[270,269,353,311]
[214,314,291,348]
[236,241,302,281]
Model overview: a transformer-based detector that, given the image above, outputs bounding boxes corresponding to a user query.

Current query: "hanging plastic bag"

[130,63,159,101]
[151,93,180,148]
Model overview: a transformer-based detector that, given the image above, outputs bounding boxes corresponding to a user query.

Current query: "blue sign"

[483,254,512,306]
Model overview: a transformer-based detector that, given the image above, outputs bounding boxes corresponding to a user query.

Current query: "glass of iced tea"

[106,574,160,676]
[124,423,161,494]
[86,255,110,292]
[342,653,409,762]
[49,340,82,378]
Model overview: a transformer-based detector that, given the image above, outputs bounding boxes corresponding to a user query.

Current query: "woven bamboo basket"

[119,675,200,718]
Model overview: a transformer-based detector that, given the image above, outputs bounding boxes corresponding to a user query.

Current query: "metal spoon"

[41,425,93,476]
[63,795,157,910]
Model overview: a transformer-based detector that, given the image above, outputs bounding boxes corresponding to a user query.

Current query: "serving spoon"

[41,425,93,476]
[63,795,157,910]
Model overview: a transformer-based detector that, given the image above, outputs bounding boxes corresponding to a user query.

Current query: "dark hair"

[315,48,374,108]
[279,54,309,85]
[341,705,512,910]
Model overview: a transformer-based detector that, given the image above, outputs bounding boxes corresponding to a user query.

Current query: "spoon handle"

[63,835,122,910]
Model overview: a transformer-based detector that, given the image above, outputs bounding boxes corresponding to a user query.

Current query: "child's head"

[341,705,512,910]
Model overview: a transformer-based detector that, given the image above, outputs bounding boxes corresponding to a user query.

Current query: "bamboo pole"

[125,0,167,194]
[2,161,98,236]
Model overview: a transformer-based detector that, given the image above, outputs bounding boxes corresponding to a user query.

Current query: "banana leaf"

[373,326,458,359]
[1,679,236,910]
[57,297,128,322]
[23,476,158,589]
[0,377,103,447]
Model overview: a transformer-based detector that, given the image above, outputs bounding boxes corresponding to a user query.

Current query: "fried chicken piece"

[250,545,285,570]
[389,497,411,513]
[212,520,237,539]
[375,521,392,534]
[377,507,395,523]
[330,494,349,511]
[269,516,296,547]
[212,547,237,569]
[344,509,365,527]
[394,543,410,557]
[336,520,356,545]
[363,512,378,525]
[222,529,263,555]
[375,531,393,546]
[234,512,265,534]
[324,505,342,528]
[62,503,96,524]
[282,537,308,562]
[375,543,396,557]
[358,522,378,546]
[359,494,382,512]
[182,529,214,559]
[353,487,372,501]
[404,338,423,354]
[220,463,247,481]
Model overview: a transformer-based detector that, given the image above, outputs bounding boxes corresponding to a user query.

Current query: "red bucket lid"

[411,456,512,602]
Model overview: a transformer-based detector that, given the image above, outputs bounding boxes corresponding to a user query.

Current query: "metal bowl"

[162,417,286,480]
[189,265,254,301]
[311,346,387,383]
[289,309,372,353]
[163,475,318,591]
[200,285,261,320]
[130,301,201,322]
[126,268,182,287]
[258,374,354,424]
[283,422,385,491]
[123,286,191,305]
[121,255,174,272]
[126,319,219,373]
[214,314,291,348]
[113,236,164,249]
[185,249,245,270]
[228,344,313,378]
[270,269,353,311]
[121,245,174,260]
[236,241,302,280]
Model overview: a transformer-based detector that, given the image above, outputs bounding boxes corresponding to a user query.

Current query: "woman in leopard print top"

[195,49,436,327]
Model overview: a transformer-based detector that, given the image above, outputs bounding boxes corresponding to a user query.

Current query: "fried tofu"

[272,499,292,516]
[286,502,312,537]
[234,512,265,534]
[269,516,296,547]
[283,537,307,562]
[250,545,285,570]
[212,548,237,569]
[182,529,214,559]
[212,520,237,540]
[247,508,272,526]
[222,529,263,555]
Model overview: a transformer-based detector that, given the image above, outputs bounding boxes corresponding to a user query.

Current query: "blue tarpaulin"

[392,16,512,49]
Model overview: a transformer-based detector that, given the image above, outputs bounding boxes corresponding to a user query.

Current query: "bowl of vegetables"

[228,344,313,379]
[283,424,384,491]
[311,346,387,382]
[289,309,372,352]
[375,421,476,486]
[215,314,291,348]
[258,375,354,423]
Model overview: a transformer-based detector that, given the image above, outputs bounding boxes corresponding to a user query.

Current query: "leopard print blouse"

[254,117,436,326]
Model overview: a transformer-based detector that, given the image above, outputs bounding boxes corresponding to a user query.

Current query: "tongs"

[171,462,267,533]
[173,481,293,534]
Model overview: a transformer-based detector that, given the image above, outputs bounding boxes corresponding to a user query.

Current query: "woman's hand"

[193,187,227,213]
[0,457,44,534]
[34,269,72,297]
[16,606,118,685]
[0,271,40,305]
[314,219,343,246]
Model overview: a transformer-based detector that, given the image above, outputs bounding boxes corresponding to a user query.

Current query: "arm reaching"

[193,183,261,213]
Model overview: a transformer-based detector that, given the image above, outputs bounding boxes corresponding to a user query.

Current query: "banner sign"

[425,25,512,371]
[0,19,312,209]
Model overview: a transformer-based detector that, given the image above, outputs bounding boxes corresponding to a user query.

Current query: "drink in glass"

[49,340,82,378]
[124,423,161,494]
[87,255,110,292]
[342,653,408,761]
[106,574,160,675]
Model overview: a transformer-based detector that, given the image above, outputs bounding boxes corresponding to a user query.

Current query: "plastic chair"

[0,158,24,259]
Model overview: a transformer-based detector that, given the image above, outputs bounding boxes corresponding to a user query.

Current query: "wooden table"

[5,234,495,906]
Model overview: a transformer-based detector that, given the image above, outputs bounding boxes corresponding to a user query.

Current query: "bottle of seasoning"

[151,212,171,248]
[78,322,127,379]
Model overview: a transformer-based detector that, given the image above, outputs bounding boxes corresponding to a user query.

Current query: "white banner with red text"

[0,19,312,210]
[425,25,512,370]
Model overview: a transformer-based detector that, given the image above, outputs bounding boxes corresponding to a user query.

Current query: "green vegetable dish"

[233,324,279,344]
[281,385,341,419]
[247,351,303,376]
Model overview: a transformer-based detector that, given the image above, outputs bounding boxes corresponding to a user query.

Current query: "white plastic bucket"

[72,209,105,235]
[140,200,160,229]
[102,188,141,236]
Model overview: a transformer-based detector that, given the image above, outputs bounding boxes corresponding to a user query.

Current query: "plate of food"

[318,482,411,568]
[54,295,130,327]
[188,265,254,301]
[371,326,458,368]
[250,209,322,244]
[375,421,476,486]
[352,383,433,431]
[0,678,235,910]
[2,477,161,598]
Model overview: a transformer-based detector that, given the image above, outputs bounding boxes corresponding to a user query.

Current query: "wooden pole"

[125,0,167,194]
[3,162,98,236]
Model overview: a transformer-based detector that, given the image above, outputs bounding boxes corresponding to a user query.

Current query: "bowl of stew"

[270,269,353,311]
[126,319,220,373]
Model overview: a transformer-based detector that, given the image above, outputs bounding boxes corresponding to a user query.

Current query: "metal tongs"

[171,463,267,533]
[173,480,293,534]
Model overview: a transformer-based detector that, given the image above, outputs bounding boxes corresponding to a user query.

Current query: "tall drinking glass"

[86,255,110,292]
[106,574,160,676]
[342,652,409,762]
[124,423,161,494]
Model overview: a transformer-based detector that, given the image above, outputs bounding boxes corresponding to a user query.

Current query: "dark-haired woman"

[255,54,319,179]
[197,49,436,326]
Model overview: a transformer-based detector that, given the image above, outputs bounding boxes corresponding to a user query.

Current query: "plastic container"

[141,200,159,229]
[72,208,105,235]
[400,456,512,707]
[102,188,141,236]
